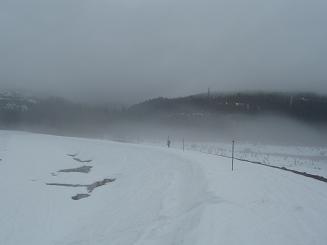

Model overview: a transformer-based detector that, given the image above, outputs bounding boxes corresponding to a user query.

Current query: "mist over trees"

[129,92,327,122]
[0,92,115,136]
[1,91,327,143]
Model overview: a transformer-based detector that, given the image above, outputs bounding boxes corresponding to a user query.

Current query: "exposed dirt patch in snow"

[72,157,93,163]
[86,178,115,192]
[46,179,116,193]
[46,178,116,193]
[67,153,78,157]
[46,178,116,200]
[46,183,87,188]
[72,194,90,200]
[58,165,93,174]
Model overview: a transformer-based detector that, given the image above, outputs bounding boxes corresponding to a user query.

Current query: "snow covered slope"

[146,139,327,178]
[0,131,326,245]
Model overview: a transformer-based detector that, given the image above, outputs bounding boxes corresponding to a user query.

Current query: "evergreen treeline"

[129,92,327,122]
[1,92,327,136]
[0,92,116,136]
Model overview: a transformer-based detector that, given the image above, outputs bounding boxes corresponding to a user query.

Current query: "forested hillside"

[1,91,326,136]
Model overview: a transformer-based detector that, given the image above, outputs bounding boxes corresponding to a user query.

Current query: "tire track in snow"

[132,152,220,245]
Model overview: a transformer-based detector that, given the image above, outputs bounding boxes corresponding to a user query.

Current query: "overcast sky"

[1,0,327,104]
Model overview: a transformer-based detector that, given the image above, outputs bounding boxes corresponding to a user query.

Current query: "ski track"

[132,154,208,245]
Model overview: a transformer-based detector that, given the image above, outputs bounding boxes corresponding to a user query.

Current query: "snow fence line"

[201,150,327,183]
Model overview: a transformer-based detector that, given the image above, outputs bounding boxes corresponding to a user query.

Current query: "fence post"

[232,140,235,171]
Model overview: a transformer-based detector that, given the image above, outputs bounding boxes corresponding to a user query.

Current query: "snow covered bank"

[0,131,326,244]
[143,139,327,178]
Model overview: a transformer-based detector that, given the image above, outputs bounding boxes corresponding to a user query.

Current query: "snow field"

[0,131,326,245]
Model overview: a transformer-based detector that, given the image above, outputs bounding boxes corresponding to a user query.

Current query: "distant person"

[167,138,171,148]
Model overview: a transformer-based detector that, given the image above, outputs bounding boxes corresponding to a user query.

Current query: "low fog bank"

[1,91,326,146]
[2,112,326,147]
[106,114,327,147]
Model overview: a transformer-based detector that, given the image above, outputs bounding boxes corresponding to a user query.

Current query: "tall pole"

[183,138,185,151]
[232,140,235,171]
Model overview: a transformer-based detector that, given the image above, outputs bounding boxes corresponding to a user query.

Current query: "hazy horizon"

[1,0,327,104]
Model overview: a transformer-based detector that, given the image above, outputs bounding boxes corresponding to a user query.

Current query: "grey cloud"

[0,0,326,104]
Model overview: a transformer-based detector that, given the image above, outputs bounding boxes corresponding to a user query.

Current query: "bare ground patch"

[46,178,116,200]
[46,183,87,188]
[58,165,93,173]
[86,178,115,192]
[46,178,115,192]
[67,153,78,157]
[73,157,93,163]
[72,194,90,200]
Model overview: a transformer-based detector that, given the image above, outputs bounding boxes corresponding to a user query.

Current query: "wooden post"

[232,140,235,171]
